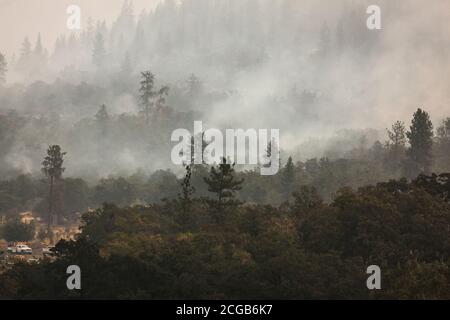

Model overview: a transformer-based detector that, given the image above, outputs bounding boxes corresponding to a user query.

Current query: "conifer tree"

[203,158,244,217]
[405,108,434,177]
[139,71,169,125]
[386,121,406,174]
[42,145,66,226]
[178,164,195,220]
[139,71,155,125]
[281,156,295,198]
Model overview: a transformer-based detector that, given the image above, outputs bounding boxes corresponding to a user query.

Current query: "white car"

[9,244,33,255]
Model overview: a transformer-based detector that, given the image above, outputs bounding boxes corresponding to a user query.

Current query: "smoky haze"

[0,0,449,180]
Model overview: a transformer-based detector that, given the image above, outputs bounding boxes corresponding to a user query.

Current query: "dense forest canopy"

[0,0,449,300]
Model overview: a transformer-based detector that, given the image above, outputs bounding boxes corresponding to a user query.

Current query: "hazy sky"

[0,0,160,57]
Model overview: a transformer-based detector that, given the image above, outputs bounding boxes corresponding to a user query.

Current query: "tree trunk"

[48,176,53,228]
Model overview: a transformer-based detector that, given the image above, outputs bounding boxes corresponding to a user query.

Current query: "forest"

[0,0,449,299]
[0,107,449,299]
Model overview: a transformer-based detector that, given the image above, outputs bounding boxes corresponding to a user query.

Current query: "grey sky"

[0,0,160,57]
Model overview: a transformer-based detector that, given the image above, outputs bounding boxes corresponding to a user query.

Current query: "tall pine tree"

[42,145,66,227]
[281,156,295,199]
[203,158,244,219]
[386,121,406,175]
[405,108,434,177]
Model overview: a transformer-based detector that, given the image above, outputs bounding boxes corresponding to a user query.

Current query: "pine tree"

[437,118,450,142]
[95,104,109,122]
[405,108,434,177]
[0,52,7,85]
[203,158,244,218]
[435,118,450,171]
[281,156,295,198]
[386,121,406,174]
[139,71,169,125]
[387,121,407,149]
[42,145,66,227]
[263,138,279,169]
[178,164,196,220]
[154,85,170,113]
[139,71,155,125]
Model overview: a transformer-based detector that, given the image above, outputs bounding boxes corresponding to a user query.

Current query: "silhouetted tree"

[281,156,295,198]
[154,85,170,113]
[386,121,406,174]
[139,71,155,125]
[177,164,195,225]
[139,71,170,125]
[436,118,450,144]
[263,138,279,169]
[42,145,66,226]
[1,218,35,243]
[435,118,450,172]
[203,158,244,218]
[405,109,434,177]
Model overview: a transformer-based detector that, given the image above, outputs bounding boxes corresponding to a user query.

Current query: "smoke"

[0,0,449,177]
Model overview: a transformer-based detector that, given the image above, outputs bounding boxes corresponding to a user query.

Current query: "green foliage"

[435,118,450,172]
[405,108,434,177]
[1,174,449,299]
[0,109,449,299]
[177,164,195,219]
[63,178,91,219]
[42,145,66,225]
[291,185,323,215]
[203,158,244,218]
[93,177,136,207]
[385,121,406,174]
[41,145,66,180]
[281,156,295,199]
[1,219,35,243]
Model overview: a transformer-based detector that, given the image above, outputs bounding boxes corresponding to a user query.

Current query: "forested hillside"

[0,0,449,300]
[1,171,449,299]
